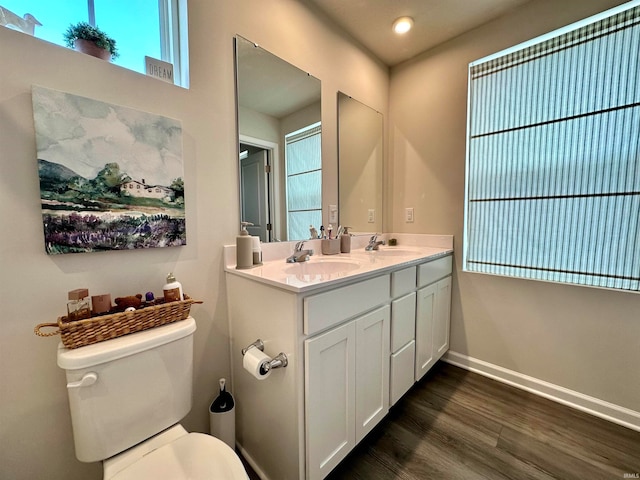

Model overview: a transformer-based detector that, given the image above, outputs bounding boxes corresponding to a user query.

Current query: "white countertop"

[224,234,453,293]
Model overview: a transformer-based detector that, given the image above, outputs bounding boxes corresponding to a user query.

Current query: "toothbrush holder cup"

[321,239,341,255]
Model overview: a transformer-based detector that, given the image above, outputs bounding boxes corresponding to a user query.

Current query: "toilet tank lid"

[57,317,196,370]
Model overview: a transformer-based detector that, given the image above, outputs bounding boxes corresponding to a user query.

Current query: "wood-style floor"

[239,362,639,479]
[325,362,640,480]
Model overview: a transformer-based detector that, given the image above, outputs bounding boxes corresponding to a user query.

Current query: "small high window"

[0,0,189,88]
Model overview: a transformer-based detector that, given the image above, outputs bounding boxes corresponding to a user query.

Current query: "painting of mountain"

[32,86,186,254]
[38,159,79,192]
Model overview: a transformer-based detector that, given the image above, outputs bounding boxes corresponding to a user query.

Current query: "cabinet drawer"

[304,275,390,335]
[418,255,452,287]
[390,340,415,406]
[391,292,415,352]
[391,267,416,298]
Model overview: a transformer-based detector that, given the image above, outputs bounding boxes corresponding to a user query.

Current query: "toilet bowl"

[104,425,248,480]
[57,317,248,479]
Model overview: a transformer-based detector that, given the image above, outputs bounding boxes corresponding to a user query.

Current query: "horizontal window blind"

[464,3,640,292]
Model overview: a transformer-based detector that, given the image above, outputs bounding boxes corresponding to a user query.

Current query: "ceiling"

[236,36,321,119]
[302,0,531,66]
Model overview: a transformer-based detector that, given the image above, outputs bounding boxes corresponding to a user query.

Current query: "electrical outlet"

[367,209,375,223]
[329,204,338,224]
[405,207,414,223]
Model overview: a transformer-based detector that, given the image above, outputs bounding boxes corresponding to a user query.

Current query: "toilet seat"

[105,426,248,480]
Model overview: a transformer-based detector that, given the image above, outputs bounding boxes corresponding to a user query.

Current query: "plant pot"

[73,39,111,61]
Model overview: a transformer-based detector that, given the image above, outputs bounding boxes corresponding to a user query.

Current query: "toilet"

[57,317,248,479]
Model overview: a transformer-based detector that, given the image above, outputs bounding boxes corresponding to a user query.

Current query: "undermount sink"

[285,260,360,276]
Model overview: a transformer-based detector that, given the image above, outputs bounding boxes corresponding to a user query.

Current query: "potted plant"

[63,22,119,61]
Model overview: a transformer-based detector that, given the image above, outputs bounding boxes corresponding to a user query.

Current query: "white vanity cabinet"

[416,256,452,381]
[388,256,453,402]
[305,305,390,480]
[303,275,390,480]
[389,267,417,405]
[225,247,452,480]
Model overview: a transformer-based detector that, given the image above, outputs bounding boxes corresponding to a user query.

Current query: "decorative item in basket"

[67,288,91,321]
[35,295,202,349]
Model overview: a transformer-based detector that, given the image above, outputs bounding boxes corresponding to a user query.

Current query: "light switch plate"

[405,207,414,223]
[329,204,338,224]
[368,209,375,223]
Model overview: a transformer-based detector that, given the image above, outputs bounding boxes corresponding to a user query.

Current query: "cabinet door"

[391,292,416,352]
[355,305,390,443]
[390,339,415,405]
[305,321,356,480]
[433,276,452,360]
[415,282,436,381]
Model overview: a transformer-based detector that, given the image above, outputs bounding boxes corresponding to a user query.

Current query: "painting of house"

[121,179,174,201]
[32,85,186,254]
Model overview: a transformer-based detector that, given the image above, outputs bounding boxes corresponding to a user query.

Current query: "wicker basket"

[34,297,202,349]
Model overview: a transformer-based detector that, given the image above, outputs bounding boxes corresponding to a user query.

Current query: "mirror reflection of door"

[240,143,271,242]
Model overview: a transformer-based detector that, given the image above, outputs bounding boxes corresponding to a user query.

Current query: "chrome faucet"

[365,234,386,251]
[286,241,314,263]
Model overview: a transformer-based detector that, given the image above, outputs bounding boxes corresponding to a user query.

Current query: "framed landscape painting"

[32,85,186,254]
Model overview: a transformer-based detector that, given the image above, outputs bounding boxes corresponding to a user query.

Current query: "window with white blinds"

[285,123,322,241]
[463,2,640,292]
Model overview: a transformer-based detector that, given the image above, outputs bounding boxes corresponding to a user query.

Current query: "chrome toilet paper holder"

[241,339,288,372]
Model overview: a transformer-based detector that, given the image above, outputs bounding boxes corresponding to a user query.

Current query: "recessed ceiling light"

[392,16,414,35]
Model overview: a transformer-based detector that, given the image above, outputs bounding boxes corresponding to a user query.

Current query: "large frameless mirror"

[234,35,322,242]
[337,92,383,233]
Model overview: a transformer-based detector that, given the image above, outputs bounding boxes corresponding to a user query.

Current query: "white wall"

[389,0,640,414]
[0,1,388,478]
[239,105,281,144]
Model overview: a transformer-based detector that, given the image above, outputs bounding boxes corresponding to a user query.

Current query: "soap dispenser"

[340,226,352,253]
[236,222,254,269]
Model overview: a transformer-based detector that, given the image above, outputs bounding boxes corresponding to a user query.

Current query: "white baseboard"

[237,443,270,480]
[442,351,640,433]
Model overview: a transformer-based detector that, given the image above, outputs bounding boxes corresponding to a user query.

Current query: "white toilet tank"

[57,317,196,463]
